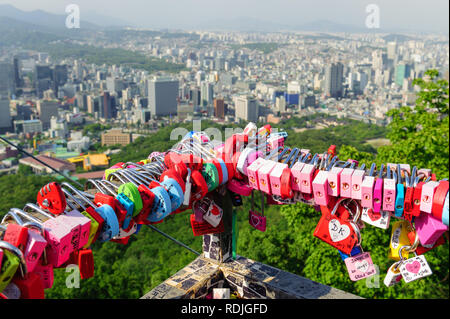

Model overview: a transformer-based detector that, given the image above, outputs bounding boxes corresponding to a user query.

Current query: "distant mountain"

[295,19,372,33]
[0,4,100,30]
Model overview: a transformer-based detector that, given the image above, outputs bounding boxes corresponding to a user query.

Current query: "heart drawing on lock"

[355,260,369,273]
[250,214,261,227]
[367,209,381,222]
[406,261,421,274]
[328,219,351,242]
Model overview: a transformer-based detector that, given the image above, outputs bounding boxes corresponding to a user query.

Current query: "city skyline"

[0,0,448,33]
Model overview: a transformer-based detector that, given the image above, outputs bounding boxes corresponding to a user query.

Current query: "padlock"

[203,201,223,228]
[183,168,192,206]
[12,271,45,299]
[394,165,406,218]
[190,170,209,202]
[388,221,411,261]
[372,164,385,213]
[361,163,376,209]
[351,163,366,200]
[227,179,252,196]
[313,198,359,255]
[36,182,67,215]
[312,155,337,206]
[236,147,256,175]
[190,214,224,236]
[146,186,172,223]
[118,182,143,218]
[95,204,120,242]
[81,206,104,247]
[399,254,433,283]
[33,258,54,289]
[338,245,362,261]
[192,197,212,223]
[243,122,258,137]
[340,161,357,198]
[75,249,95,280]
[230,192,243,207]
[384,261,403,287]
[415,212,448,246]
[257,160,277,194]
[344,251,377,282]
[361,207,390,229]
[223,133,247,163]
[328,161,350,197]
[160,178,184,212]
[11,207,72,267]
[442,192,449,226]
[2,223,29,252]
[201,162,220,192]
[299,154,319,194]
[411,175,427,218]
[291,160,305,192]
[0,242,21,292]
[431,180,449,222]
[1,282,21,299]
[112,219,138,241]
[247,157,267,190]
[2,215,48,273]
[116,192,135,230]
[133,184,155,224]
[420,181,440,213]
[249,191,266,232]
[216,158,229,185]
[407,227,445,255]
[383,166,397,212]
[58,210,91,251]
[269,162,289,197]
[403,167,417,221]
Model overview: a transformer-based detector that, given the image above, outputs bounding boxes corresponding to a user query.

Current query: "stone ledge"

[141,255,362,299]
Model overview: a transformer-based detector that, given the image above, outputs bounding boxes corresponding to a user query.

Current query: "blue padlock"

[116,193,135,230]
[95,204,120,242]
[147,186,172,223]
[442,192,449,226]
[394,164,405,218]
[338,246,362,261]
[161,178,184,211]
[217,158,228,185]
[134,224,142,235]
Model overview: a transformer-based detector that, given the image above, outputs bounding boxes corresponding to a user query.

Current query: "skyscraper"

[34,65,52,98]
[387,42,397,61]
[148,77,179,117]
[52,65,68,95]
[325,62,344,98]
[0,62,15,97]
[395,63,411,86]
[214,98,225,119]
[200,81,214,107]
[0,98,12,134]
[36,100,59,130]
[234,96,258,122]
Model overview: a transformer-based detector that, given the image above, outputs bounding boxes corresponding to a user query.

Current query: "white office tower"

[387,42,397,61]
[275,96,286,113]
[234,95,259,122]
[325,62,344,98]
[148,77,179,117]
[287,81,302,94]
[0,98,12,133]
[201,81,214,106]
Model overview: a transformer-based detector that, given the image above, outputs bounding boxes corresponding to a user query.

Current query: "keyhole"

[294,178,299,183]
[414,199,420,205]
[363,194,371,200]
[316,191,323,197]
[353,184,360,191]
[274,184,279,188]
[386,196,392,203]
[374,198,380,203]
[329,182,336,188]
[342,183,349,190]
[302,180,309,186]
[422,195,430,203]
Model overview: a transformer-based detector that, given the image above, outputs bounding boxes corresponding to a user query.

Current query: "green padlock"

[0,246,21,292]
[104,168,121,181]
[118,183,143,216]
[202,163,219,192]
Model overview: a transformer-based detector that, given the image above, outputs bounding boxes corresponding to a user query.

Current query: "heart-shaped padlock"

[313,198,359,255]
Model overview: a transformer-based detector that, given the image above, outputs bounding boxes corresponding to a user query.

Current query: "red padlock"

[190,214,224,236]
[134,184,155,224]
[314,198,359,255]
[3,223,29,252]
[37,182,67,215]
[12,272,45,299]
[407,229,446,255]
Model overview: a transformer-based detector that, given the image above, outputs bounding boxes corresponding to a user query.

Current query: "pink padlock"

[257,160,277,194]
[420,181,440,213]
[340,166,355,198]
[415,212,448,246]
[227,179,252,196]
[327,162,348,197]
[312,170,330,206]
[61,210,92,250]
[34,261,54,289]
[23,224,47,273]
[247,158,267,190]
[383,167,397,212]
[361,163,376,209]
[269,163,289,197]
[351,164,366,200]
[344,252,377,281]
[299,155,318,194]
[268,136,284,152]
[291,161,305,191]
[372,164,385,213]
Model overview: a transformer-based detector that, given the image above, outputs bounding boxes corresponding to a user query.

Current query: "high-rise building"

[13,56,22,88]
[34,65,53,98]
[100,91,117,119]
[52,65,68,95]
[87,95,100,115]
[214,98,225,119]
[148,77,179,117]
[0,98,12,133]
[200,81,214,107]
[325,62,344,98]
[0,62,15,97]
[387,42,397,61]
[234,96,258,122]
[395,63,411,86]
[190,88,201,107]
[37,100,59,129]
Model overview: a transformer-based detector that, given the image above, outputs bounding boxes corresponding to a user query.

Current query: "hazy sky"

[1,0,448,32]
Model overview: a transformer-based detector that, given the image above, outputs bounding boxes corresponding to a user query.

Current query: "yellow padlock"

[139,159,151,165]
[388,221,411,261]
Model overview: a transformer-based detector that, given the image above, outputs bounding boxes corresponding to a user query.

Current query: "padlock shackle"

[9,208,43,226]
[1,210,25,226]
[23,203,54,220]
[0,240,27,278]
